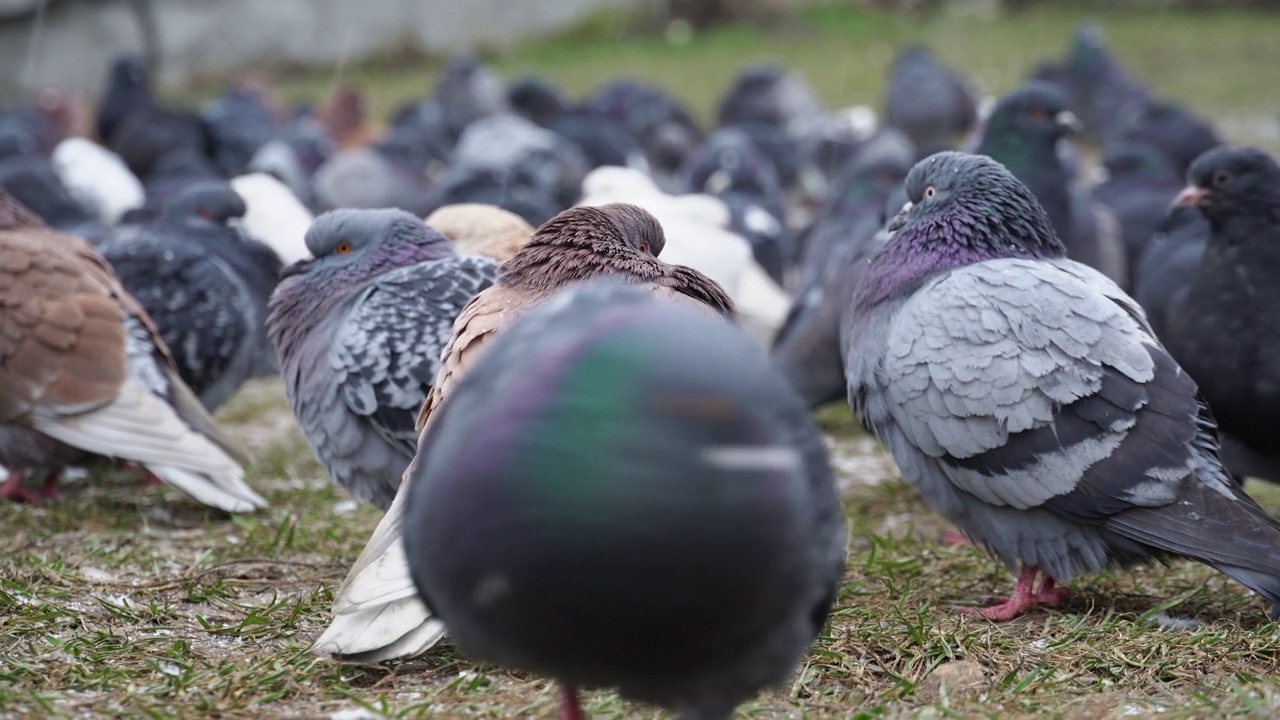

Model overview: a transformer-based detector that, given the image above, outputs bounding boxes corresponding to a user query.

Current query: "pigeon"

[315,85,384,150]
[0,191,263,511]
[311,129,436,217]
[1160,146,1280,484]
[883,44,978,158]
[586,79,704,189]
[50,137,146,225]
[424,203,534,262]
[975,82,1128,288]
[0,153,106,241]
[578,166,789,341]
[1115,99,1220,177]
[425,164,563,228]
[1131,205,1207,341]
[680,127,794,283]
[448,113,589,212]
[716,63,826,133]
[267,208,498,510]
[99,181,281,412]
[202,77,282,176]
[246,116,336,209]
[403,279,845,720]
[1090,141,1185,275]
[230,172,315,265]
[1059,23,1152,144]
[312,203,735,663]
[773,153,911,408]
[845,151,1280,621]
[429,53,510,143]
[507,76,647,171]
[96,54,215,181]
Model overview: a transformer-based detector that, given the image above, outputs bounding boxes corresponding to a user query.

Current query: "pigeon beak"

[886,201,913,232]
[1055,110,1084,135]
[280,257,315,279]
[1173,185,1208,209]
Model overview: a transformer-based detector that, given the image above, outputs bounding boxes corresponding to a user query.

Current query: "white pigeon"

[230,173,314,265]
[577,165,789,342]
[50,137,145,225]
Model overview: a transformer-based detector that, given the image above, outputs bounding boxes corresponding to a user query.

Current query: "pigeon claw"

[0,468,41,504]
[955,566,1069,621]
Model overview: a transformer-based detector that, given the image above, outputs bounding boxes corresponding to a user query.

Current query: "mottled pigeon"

[267,208,498,510]
[0,191,262,511]
[845,151,1280,620]
[404,279,844,720]
[312,203,735,663]
[99,181,281,412]
[1161,146,1280,484]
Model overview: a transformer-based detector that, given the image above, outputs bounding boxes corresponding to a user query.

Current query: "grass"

[3,380,1280,719]
[7,4,1280,718]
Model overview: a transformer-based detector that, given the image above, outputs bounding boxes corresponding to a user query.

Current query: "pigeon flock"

[3,19,1280,718]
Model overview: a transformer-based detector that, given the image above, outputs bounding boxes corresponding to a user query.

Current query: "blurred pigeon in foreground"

[100,182,281,412]
[976,82,1128,288]
[0,191,261,511]
[312,203,735,663]
[845,151,1280,620]
[268,208,497,509]
[883,44,978,158]
[424,203,534,262]
[1161,146,1280,485]
[404,279,845,720]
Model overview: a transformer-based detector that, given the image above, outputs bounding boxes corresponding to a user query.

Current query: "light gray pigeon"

[403,278,846,720]
[845,151,1280,621]
[266,208,497,509]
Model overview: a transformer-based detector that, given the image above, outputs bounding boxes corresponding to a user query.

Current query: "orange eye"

[637,241,650,255]
[1027,106,1048,120]
[923,185,937,200]
[335,242,352,255]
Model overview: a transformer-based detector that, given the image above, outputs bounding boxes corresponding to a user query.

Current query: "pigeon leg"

[956,566,1067,621]
[559,684,585,720]
[939,530,971,548]
[120,461,164,486]
[0,467,41,503]
[38,469,62,500]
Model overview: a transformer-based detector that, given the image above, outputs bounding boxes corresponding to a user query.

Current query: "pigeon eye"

[1026,106,1049,120]
[923,185,937,200]
[1213,171,1231,188]
[637,241,651,255]
[335,242,353,255]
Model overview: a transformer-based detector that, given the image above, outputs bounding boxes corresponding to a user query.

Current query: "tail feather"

[35,379,266,512]
[1110,479,1280,609]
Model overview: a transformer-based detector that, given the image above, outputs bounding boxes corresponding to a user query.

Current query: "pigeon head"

[162,181,247,227]
[1175,145,1280,227]
[857,151,1064,306]
[285,208,454,284]
[982,83,1081,153]
[524,203,666,258]
[827,153,911,218]
[1102,141,1178,183]
[681,127,781,199]
[108,53,149,94]
[507,77,567,127]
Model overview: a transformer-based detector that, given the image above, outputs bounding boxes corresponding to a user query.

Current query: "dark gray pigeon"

[845,150,1280,621]
[99,181,279,412]
[1161,146,1280,485]
[1091,141,1186,277]
[883,44,978,158]
[976,82,1128,289]
[1132,205,1207,341]
[403,278,845,720]
[772,153,910,408]
[267,208,497,509]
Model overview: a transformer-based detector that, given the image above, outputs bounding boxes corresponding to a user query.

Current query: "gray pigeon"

[403,278,846,720]
[266,208,497,509]
[845,151,1280,620]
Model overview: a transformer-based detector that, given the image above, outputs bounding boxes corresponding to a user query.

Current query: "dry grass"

[3,380,1280,719]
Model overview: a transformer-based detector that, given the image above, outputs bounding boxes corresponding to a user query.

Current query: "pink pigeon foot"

[955,566,1070,621]
[560,684,584,720]
[0,468,40,503]
[939,530,971,547]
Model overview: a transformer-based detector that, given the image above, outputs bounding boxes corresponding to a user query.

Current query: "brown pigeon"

[312,202,735,663]
[0,191,263,512]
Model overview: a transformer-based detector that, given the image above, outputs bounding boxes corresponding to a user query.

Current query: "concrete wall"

[0,0,638,100]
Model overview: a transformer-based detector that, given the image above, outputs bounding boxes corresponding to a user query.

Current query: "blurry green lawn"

[4,4,1280,719]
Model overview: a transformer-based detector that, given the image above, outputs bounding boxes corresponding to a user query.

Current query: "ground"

[6,3,1280,719]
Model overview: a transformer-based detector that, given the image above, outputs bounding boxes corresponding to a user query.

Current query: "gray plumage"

[845,151,1280,620]
[267,208,497,509]
[403,278,845,720]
